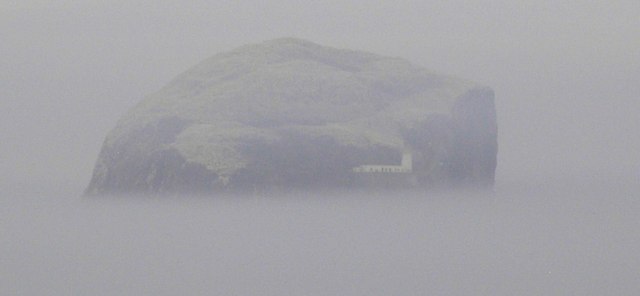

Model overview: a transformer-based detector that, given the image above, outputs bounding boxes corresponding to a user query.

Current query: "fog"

[1,1,639,294]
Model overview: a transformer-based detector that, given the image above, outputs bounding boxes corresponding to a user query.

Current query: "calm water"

[2,179,639,295]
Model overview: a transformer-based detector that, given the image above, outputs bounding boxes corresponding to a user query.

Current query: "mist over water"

[3,180,640,295]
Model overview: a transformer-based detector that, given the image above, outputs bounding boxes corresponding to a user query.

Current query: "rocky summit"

[85,38,497,196]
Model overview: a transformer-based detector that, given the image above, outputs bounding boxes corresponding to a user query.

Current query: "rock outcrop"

[85,38,497,195]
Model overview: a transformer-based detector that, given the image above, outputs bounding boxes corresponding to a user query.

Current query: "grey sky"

[1,1,639,195]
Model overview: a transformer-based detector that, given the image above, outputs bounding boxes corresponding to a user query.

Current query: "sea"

[2,177,639,295]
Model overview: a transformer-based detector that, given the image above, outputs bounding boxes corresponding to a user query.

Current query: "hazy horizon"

[1,1,639,294]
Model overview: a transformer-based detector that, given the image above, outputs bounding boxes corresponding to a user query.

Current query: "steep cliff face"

[451,87,498,188]
[85,38,497,196]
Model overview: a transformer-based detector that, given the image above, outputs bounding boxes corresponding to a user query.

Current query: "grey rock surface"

[85,38,497,195]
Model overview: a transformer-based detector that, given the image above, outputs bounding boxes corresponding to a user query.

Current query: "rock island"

[85,38,497,195]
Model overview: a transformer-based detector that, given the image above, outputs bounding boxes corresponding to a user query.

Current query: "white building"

[352,151,412,173]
